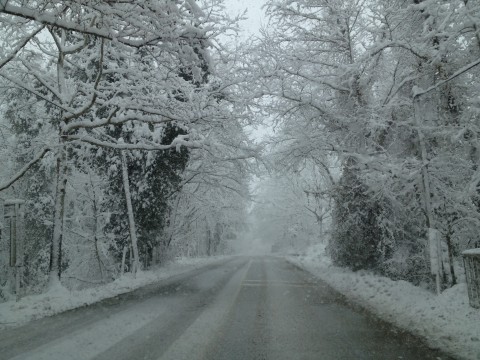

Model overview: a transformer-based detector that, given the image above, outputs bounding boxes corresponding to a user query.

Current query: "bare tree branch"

[1,2,206,49]
[0,147,51,191]
[413,57,480,99]
[66,134,203,151]
[0,25,45,71]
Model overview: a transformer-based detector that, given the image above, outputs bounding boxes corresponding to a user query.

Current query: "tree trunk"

[446,224,457,286]
[48,30,68,289]
[121,151,140,276]
[49,143,67,288]
[90,177,105,282]
[413,98,442,295]
[121,245,128,276]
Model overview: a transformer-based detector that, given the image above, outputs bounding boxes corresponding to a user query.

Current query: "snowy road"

[0,257,454,360]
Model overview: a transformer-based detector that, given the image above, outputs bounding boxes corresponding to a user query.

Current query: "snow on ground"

[287,244,480,360]
[0,256,229,331]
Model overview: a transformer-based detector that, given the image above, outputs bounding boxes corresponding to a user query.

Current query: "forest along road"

[0,256,454,360]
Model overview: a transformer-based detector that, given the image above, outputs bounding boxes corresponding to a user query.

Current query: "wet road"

[0,257,454,360]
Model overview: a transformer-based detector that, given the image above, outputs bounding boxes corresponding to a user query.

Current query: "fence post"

[463,249,480,309]
[2,199,25,301]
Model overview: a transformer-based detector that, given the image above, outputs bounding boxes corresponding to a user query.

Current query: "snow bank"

[287,244,480,360]
[0,256,229,331]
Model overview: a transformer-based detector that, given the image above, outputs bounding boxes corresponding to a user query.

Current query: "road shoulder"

[286,248,479,360]
[0,256,233,331]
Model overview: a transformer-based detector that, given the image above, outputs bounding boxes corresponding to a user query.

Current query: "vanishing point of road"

[0,256,454,360]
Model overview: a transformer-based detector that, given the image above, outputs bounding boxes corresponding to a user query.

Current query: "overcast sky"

[220,0,272,145]
[223,0,266,37]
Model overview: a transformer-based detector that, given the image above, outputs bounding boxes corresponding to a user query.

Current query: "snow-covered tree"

[252,0,480,291]
[0,1,255,290]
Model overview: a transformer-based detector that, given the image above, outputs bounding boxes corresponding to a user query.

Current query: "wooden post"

[3,199,25,301]
[15,202,25,301]
[463,249,480,309]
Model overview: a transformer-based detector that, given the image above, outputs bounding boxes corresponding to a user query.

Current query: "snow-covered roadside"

[0,256,230,331]
[287,244,480,360]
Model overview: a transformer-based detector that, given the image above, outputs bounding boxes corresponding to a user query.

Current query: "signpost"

[1,199,25,301]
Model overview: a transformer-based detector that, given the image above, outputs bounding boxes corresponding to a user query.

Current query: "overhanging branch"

[1,3,205,49]
[0,147,51,191]
[67,134,203,151]
[0,24,45,71]
[413,57,480,99]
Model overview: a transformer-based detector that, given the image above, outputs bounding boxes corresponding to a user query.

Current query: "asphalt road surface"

[0,256,455,360]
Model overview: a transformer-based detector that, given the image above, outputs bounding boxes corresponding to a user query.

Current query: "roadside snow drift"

[288,244,480,360]
[0,257,228,331]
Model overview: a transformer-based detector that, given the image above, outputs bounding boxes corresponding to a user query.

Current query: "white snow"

[287,244,480,360]
[0,256,229,331]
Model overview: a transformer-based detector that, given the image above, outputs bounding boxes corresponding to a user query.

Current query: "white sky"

[223,0,266,38]
[219,0,274,145]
